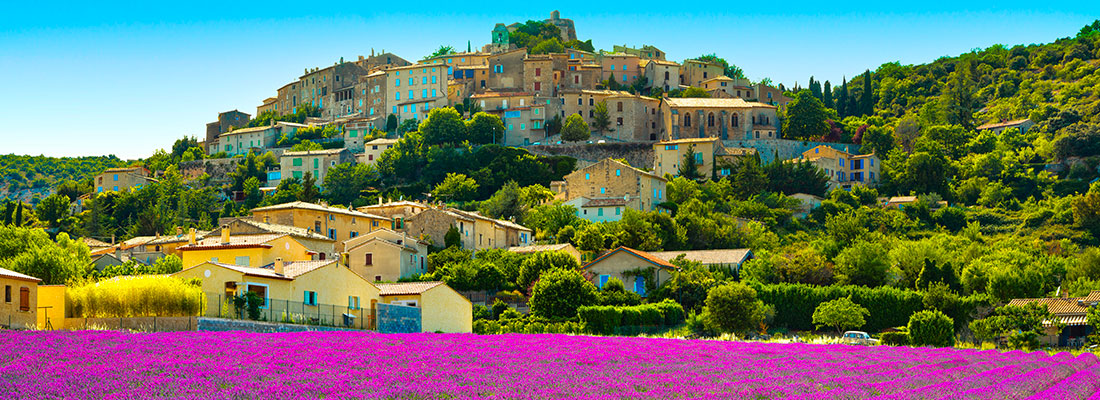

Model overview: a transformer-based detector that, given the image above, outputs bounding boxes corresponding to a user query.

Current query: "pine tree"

[810,76,822,100]
[14,202,23,227]
[837,78,848,118]
[1,201,12,225]
[823,81,833,109]
[860,70,874,116]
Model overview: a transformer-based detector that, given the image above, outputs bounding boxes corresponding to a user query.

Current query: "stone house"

[275,81,300,117]
[753,83,793,108]
[582,247,678,296]
[0,267,40,329]
[472,91,552,146]
[205,110,251,154]
[680,59,725,88]
[217,121,306,157]
[652,137,756,178]
[94,167,154,194]
[791,145,881,191]
[599,53,640,85]
[278,148,353,186]
[977,119,1034,134]
[643,60,680,92]
[559,158,667,213]
[250,201,390,243]
[565,196,628,223]
[507,243,583,263]
[342,228,429,282]
[358,201,531,250]
[354,70,388,123]
[486,48,528,91]
[385,64,448,124]
[659,97,779,141]
[702,76,755,99]
[523,55,556,97]
[357,138,398,165]
[613,45,665,61]
[562,63,602,91]
[205,218,336,257]
[257,97,278,116]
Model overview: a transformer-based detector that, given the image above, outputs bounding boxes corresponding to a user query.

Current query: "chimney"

[263,216,270,224]
[274,258,285,275]
[188,228,197,245]
[220,224,231,245]
[175,226,183,236]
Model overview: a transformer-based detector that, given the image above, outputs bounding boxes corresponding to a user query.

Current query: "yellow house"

[793,145,881,191]
[652,137,756,179]
[178,228,318,269]
[0,267,40,329]
[251,201,391,243]
[342,228,430,282]
[95,167,154,194]
[173,259,381,325]
[377,282,472,333]
[582,247,679,297]
[206,218,337,257]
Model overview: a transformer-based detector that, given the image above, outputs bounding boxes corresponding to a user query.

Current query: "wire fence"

[458,290,530,314]
[203,292,375,331]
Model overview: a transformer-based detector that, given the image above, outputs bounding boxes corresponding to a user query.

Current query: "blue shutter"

[599,275,609,288]
[634,277,646,296]
[304,291,309,305]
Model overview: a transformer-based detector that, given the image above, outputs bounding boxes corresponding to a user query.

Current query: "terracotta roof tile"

[0,267,41,283]
[377,281,445,296]
[649,249,753,266]
[178,234,286,251]
[584,247,678,271]
[507,244,575,253]
[281,260,337,279]
[252,201,390,221]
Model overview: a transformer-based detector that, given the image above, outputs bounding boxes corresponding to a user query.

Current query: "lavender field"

[1,331,1099,399]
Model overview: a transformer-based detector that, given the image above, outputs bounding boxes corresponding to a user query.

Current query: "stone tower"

[545,10,577,42]
[492,23,510,46]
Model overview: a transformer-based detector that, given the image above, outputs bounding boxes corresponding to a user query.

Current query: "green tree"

[783,90,831,140]
[837,78,849,118]
[35,193,70,229]
[908,310,955,347]
[834,241,891,287]
[812,297,869,335]
[677,144,703,180]
[679,87,711,98]
[860,70,874,116]
[444,226,461,249]
[420,107,467,146]
[290,140,323,151]
[1074,182,1100,237]
[298,172,320,203]
[518,250,580,292]
[703,282,766,334]
[529,268,598,318]
[323,163,377,205]
[386,114,399,133]
[466,112,506,144]
[426,45,455,59]
[432,173,479,202]
[560,114,590,142]
[822,80,833,109]
[941,64,977,129]
[479,181,526,223]
[591,101,613,134]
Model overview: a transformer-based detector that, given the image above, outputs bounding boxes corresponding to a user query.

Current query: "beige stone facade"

[95,167,153,194]
[357,138,398,165]
[702,76,755,99]
[342,228,429,282]
[613,45,665,61]
[560,158,667,212]
[582,247,677,296]
[600,54,640,85]
[680,59,725,88]
[358,201,531,250]
[279,148,353,186]
[659,97,779,141]
[793,145,881,191]
[523,55,556,97]
[385,64,448,123]
[251,201,390,243]
[644,60,680,92]
[0,268,40,329]
[486,49,527,91]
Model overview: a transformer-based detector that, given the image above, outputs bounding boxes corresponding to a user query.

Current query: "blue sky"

[1,2,1098,159]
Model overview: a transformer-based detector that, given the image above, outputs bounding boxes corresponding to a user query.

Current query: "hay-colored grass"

[68,275,204,318]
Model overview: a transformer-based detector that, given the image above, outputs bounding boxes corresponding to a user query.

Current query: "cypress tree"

[14,202,23,227]
[823,80,833,109]
[861,70,874,116]
[809,76,822,100]
[837,78,848,118]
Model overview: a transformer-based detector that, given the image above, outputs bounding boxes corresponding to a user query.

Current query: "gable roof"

[583,197,628,207]
[209,218,333,242]
[177,234,286,251]
[977,118,1031,130]
[147,231,213,246]
[573,158,665,182]
[282,149,346,157]
[0,267,41,283]
[583,246,677,271]
[251,201,390,221]
[507,243,576,254]
[648,249,753,266]
[281,260,338,279]
[81,237,113,248]
[376,281,445,296]
[179,262,292,281]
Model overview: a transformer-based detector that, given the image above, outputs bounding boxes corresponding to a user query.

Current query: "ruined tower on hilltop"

[545,10,577,42]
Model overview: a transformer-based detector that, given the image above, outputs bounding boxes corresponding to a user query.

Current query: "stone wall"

[526,142,654,170]
[196,317,362,333]
[179,158,240,186]
[724,138,858,164]
[376,303,421,333]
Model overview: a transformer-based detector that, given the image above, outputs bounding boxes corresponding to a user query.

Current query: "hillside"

[0,154,128,202]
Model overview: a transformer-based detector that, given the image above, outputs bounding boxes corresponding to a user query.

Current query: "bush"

[880,331,911,346]
[473,318,585,335]
[704,282,766,334]
[752,282,935,332]
[68,275,203,318]
[529,268,597,318]
[577,300,686,335]
[908,310,955,347]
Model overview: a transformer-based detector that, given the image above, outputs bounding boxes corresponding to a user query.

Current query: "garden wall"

[377,303,421,333]
[63,316,200,332]
[196,317,361,333]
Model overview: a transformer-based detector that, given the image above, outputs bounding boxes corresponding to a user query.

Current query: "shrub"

[750,282,971,332]
[653,299,686,325]
[529,268,597,319]
[880,331,911,346]
[704,282,766,334]
[577,300,686,335]
[812,296,869,335]
[68,275,203,318]
[908,310,955,347]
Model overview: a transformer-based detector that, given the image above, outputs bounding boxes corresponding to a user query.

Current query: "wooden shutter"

[19,287,29,312]
[365,253,373,266]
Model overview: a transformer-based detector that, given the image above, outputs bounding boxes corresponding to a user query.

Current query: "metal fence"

[458,290,530,314]
[202,292,375,331]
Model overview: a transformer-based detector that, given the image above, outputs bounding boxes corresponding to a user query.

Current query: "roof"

[470,91,533,99]
[281,260,337,279]
[716,146,757,156]
[177,234,285,251]
[977,119,1032,130]
[559,89,633,96]
[1007,291,1100,320]
[359,200,429,211]
[888,196,919,203]
[147,231,213,245]
[376,281,445,296]
[507,244,576,254]
[0,267,41,283]
[583,198,628,207]
[366,138,399,145]
[120,236,157,250]
[648,60,679,66]
[575,158,665,182]
[101,167,146,174]
[583,247,678,271]
[649,249,753,266]
[201,262,291,281]
[657,137,719,145]
[81,237,112,248]
[251,201,390,221]
[214,218,332,242]
[702,76,735,83]
[663,97,776,109]
[282,148,346,156]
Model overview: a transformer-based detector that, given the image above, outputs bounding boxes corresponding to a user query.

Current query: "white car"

[841,331,880,345]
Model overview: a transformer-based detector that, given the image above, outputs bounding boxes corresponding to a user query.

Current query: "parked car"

[841,331,880,345]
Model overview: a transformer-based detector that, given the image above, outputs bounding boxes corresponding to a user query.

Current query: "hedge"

[577,299,686,335]
[880,331,911,346]
[473,318,585,335]
[68,275,203,318]
[752,283,925,332]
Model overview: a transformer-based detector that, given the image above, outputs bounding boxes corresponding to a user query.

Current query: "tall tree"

[298,173,320,203]
[860,70,874,116]
[678,144,704,180]
[941,63,977,130]
[782,90,831,140]
[822,80,833,109]
[591,101,613,134]
[837,78,848,118]
[560,114,590,142]
[809,76,822,100]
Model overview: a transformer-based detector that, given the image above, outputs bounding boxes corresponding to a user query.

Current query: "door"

[633,276,646,297]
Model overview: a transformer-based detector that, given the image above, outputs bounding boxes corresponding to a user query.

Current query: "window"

[585,173,590,180]
[600,187,606,194]
[615,169,621,176]
[431,89,437,97]
[732,114,739,127]
[3,285,9,302]
[634,276,646,296]
[695,152,703,164]
[534,82,541,91]
[683,114,691,127]
[598,275,610,288]
[246,284,268,308]
[293,171,303,179]
[597,208,604,216]
[365,253,373,266]
[617,102,623,112]
[535,68,541,76]
[839,158,845,167]
[408,90,413,99]
[395,92,400,101]
[19,287,29,312]
[408,78,413,85]
[349,296,360,310]
[304,291,317,306]
[395,79,400,87]
[112,174,119,181]
[293,158,303,167]
[574,75,579,84]
[422,89,427,98]
[589,98,594,106]
[610,65,615,71]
